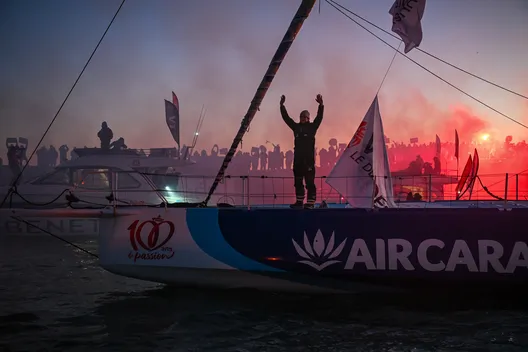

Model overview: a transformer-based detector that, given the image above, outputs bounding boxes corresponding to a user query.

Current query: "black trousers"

[293,163,316,204]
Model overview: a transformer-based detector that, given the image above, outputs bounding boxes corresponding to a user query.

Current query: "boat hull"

[0,208,107,238]
[98,206,528,293]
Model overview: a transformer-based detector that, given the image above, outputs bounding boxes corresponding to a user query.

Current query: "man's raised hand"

[280,95,286,106]
[316,94,323,105]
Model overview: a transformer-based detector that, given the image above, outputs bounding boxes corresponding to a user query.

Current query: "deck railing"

[7,170,528,208]
[122,172,528,206]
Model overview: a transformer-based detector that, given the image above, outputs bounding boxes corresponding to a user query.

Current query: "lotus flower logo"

[292,230,347,271]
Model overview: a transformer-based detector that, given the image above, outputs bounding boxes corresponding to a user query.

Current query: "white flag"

[326,95,396,208]
[389,0,426,53]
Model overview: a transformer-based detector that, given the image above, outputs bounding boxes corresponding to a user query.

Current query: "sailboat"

[3,0,528,293]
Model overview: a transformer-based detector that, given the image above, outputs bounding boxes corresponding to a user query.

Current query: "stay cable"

[0,0,127,209]
[328,0,528,101]
[325,0,528,130]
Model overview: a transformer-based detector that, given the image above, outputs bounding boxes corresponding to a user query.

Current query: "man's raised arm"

[280,95,296,130]
[313,94,324,130]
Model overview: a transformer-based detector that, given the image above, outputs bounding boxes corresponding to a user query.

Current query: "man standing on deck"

[98,121,113,150]
[280,94,324,209]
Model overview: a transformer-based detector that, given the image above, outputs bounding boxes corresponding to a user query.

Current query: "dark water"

[1,236,527,352]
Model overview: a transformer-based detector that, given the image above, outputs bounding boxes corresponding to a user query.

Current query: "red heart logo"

[131,218,175,251]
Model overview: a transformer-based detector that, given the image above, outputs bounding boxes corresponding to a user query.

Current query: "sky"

[0,0,527,158]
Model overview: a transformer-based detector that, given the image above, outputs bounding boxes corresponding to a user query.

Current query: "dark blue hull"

[215,207,528,291]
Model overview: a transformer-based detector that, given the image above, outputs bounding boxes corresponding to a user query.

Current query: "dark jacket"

[281,104,324,166]
[98,127,113,150]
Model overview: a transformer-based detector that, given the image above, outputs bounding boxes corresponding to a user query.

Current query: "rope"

[11,215,99,258]
[377,41,402,94]
[0,0,127,209]
[475,176,503,200]
[327,0,528,100]
[325,0,528,130]
[322,41,402,204]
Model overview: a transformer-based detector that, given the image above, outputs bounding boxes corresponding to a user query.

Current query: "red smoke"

[440,105,489,143]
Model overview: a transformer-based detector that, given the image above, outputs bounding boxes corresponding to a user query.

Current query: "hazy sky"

[1,0,527,156]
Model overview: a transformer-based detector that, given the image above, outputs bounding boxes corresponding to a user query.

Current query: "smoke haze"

[1,0,527,172]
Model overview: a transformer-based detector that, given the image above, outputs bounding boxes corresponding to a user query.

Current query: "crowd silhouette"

[2,122,527,192]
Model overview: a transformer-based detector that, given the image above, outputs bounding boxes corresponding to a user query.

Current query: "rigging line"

[328,0,528,101]
[0,0,127,209]
[322,41,402,204]
[325,0,528,130]
[10,215,99,258]
[377,41,402,94]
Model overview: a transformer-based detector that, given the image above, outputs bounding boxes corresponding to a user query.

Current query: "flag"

[435,135,441,159]
[466,149,480,196]
[454,129,459,160]
[165,98,180,147]
[389,0,426,53]
[326,95,396,208]
[455,155,473,200]
[172,91,179,110]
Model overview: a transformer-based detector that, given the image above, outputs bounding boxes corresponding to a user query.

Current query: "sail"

[326,95,396,208]
[165,97,180,147]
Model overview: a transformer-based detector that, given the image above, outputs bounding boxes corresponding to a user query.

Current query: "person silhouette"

[280,94,324,209]
[98,121,113,150]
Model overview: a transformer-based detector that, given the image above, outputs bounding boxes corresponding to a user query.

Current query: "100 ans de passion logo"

[128,216,175,262]
[293,230,528,273]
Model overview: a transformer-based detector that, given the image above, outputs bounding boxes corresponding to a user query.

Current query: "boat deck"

[231,200,528,209]
[4,200,528,210]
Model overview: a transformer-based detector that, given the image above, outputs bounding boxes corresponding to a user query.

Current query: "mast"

[201,0,317,206]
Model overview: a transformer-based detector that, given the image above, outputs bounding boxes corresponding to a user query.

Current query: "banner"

[165,96,180,147]
[389,0,426,53]
[456,155,473,199]
[326,95,396,208]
